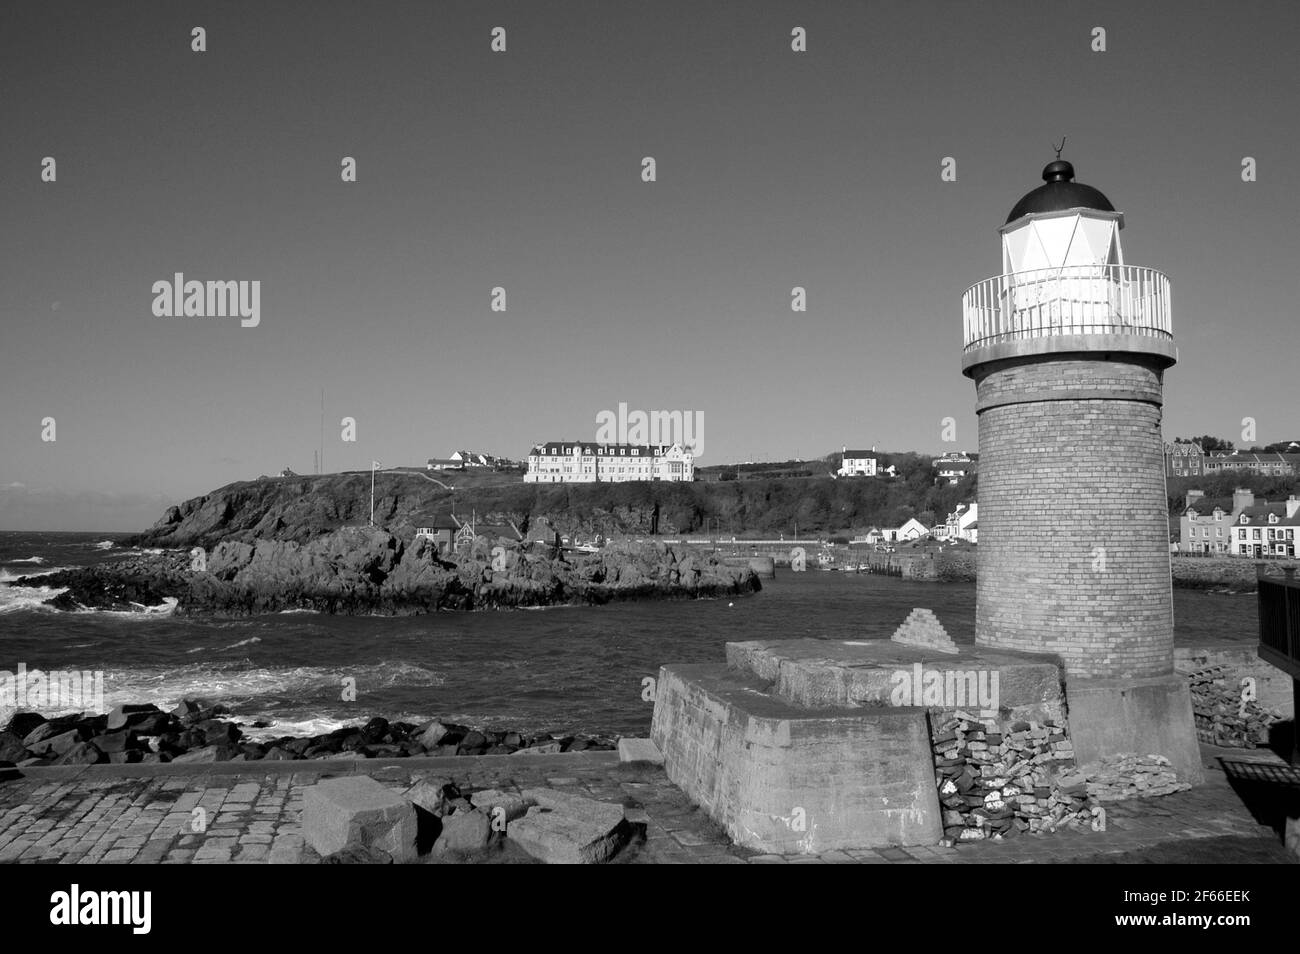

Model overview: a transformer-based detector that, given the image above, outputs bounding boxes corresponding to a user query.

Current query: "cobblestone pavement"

[0,748,1294,864]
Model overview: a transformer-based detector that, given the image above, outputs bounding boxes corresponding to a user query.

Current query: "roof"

[418,514,461,530]
[1006,160,1116,225]
[1237,504,1300,526]
[842,450,875,458]
[1184,497,1233,516]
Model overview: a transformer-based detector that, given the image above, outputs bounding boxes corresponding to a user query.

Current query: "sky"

[1,1,1296,530]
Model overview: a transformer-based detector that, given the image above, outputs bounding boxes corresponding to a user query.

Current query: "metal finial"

[1052,136,1067,159]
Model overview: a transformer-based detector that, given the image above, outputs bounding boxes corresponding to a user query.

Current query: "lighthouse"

[962,158,1201,779]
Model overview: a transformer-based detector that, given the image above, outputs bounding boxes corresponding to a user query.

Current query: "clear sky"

[1,1,1296,530]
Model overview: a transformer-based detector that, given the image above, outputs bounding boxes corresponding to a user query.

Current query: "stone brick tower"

[961,159,1201,780]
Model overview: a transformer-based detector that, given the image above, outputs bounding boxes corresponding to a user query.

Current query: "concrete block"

[616,737,664,764]
[303,775,417,863]
[509,805,632,864]
[650,662,942,853]
[1066,673,1204,785]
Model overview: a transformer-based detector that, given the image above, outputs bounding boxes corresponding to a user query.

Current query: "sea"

[0,531,1257,740]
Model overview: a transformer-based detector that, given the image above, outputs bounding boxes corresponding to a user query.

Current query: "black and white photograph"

[0,0,1295,933]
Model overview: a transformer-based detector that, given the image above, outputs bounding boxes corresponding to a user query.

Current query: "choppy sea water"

[0,531,1256,739]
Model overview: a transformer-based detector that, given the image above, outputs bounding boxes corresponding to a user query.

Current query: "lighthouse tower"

[962,159,1201,779]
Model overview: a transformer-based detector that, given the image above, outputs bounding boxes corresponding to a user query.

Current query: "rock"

[469,788,530,823]
[54,742,105,765]
[0,760,20,782]
[303,776,418,863]
[406,778,456,816]
[360,717,390,743]
[417,721,450,748]
[433,808,492,856]
[511,741,562,756]
[508,801,632,864]
[88,732,132,754]
[196,720,241,746]
[4,712,47,739]
[28,729,84,758]
[22,722,56,748]
[616,738,664,764]
[171,746,224,764]
[458,730,488,753]
[263,746,297,760]
[106,703,160,731]
[0,732,28,763]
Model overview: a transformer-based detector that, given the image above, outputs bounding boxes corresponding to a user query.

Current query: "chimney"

[1232,488,1254,514]
[1287,495,1299,519]
[1186,489,1204,505]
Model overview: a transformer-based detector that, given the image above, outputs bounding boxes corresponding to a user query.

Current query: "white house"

[933,502,979,542]
[934,452,975,485]
[884,517,930,542]
[838,447,878,478]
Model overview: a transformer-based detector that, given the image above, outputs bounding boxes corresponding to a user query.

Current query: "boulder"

[53,742,105,766]
[4,712,47,739]
[511,741,562,756]
[433,809,492,856]
[0,731,27,763]
[508,799,632,864]
[21,722,56,748]
[469,788,530,823]
[106,703,160,731]
[88,732,132,754]
[171,745,224,764]
[303,776,418,863]
[28,729,83,758]
[405,778,456,816]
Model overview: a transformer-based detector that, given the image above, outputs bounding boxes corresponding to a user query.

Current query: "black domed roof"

[1006,160,1115,224]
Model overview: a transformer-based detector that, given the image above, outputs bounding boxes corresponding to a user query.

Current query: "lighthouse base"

[1064,674,1205,785]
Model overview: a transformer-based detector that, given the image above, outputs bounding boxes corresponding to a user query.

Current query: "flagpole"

[370,460,381,526]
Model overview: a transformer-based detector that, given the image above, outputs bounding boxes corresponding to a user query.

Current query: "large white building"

[838,447,878,477]
[524,441,695,483]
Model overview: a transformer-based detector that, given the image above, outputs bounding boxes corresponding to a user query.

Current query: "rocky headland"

[18,527,760,615]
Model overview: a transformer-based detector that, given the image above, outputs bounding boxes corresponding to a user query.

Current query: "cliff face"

[31,528,760,616]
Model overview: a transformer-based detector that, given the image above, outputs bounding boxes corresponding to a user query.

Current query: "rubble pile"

[930,712,1100,844]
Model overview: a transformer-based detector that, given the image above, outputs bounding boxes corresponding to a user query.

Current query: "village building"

[524,441,694,483]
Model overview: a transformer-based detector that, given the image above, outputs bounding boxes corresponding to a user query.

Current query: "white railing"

[962,264,1171,352]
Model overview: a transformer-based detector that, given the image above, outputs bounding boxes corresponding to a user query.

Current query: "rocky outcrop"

[20,529,760,616]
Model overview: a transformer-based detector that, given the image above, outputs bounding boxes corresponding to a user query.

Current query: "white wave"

[216,636,262,651]
[94,540,115,550]
[278,608,318,615]
[0,567,67,583]
[0,583,67,614]
[91,660,445,717]
[6,556,47,565]
[77,597,179,618]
